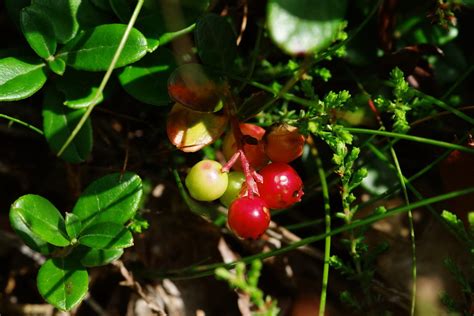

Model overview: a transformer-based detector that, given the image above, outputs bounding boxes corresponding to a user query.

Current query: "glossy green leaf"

[78,222,133,249]
[37,258,88,311]
[54,69,106,109]
[117,49,176,106]
[168,63,226,112]
[0,56,47,101]
[42,87,93,163]
[21,6,57,59]
[167,102,228,152]
[10,195,70,247]
[73,245,124,267]
[65,213,82,239]
[47,58,66,75]
[195,14,237,71]
[9,206,56,255]
[27,0,81,44]
[72,172,143,228]
[267,0,347,55]
[57,24,148,71]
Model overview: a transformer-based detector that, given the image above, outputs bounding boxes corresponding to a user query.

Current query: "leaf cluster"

[9,172,143,310]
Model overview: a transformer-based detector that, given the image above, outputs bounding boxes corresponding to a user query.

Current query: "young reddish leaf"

[167,102,228,152]
[168,63,226,112]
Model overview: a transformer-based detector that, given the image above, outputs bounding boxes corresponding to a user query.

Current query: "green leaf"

[21,6,57,59]
[117,49,176,106]
[136,0,209,49]
[78,222,133,249]
[47,58,66,75]
[65,213,82,239]
[267,0,347,55]
[72,172,143,228]
[0,56,47,101]
[37,258,88,311]
[195,13,237,71]
[54,69,107,109]
[42,86,93,163]
[26,0,82,44]
[57,24,148,71]
[10,195,70,247]
[72,245,124,267]
[9,206,56,255]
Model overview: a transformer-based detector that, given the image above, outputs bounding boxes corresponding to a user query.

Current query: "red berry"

[223,123,269,171]
[228,196,270,239]
[264,124,305,163]
[257,162,304,209]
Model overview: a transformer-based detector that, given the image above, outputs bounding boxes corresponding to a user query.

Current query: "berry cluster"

[185,123,305,240]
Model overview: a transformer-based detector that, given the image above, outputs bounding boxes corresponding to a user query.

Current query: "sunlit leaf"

[167,102,228,152]
[267,0,347,55]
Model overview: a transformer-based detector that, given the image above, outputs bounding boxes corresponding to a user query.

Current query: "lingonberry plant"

[2,0,474,314]
[9,173,143,310]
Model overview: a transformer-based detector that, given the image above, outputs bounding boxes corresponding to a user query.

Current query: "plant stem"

[389,146,416,316]
[314,149,332,316]
[142,186,474,280]
[0,114,43,135]
[57,0,145,157]
[344,127,474,154]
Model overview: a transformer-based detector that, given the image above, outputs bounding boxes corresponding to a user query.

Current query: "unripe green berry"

[219,171,245,207]
[185,160,228,201]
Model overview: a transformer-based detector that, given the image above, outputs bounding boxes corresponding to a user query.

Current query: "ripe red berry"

[223,123,269,171]
[257,162,304,209]
[227,196,270,239]
[264,124,305,163]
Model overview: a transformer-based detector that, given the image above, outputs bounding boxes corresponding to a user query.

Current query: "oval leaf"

[267,0,348,55]
[168,63,226,112]
[195,13,237,71]
[72,172,143,228]
[167,102,228,152]
[21,6,57,59]
[37,258,88,311]
[54,69,106,109]
[78,222,133,249]
[27,0,81,44]
[42,86,93,163]
[57,24,148,71]
[72,245,123,267]
[10,195,70,247]
[10,206,56,255]
[0,56,47,101]
[117,48,176,106]
[65,213,82,239]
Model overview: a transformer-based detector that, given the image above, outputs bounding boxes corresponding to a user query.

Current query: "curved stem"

[389,146,416,315]
[57,0,145,157]
[0,114,43,135]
